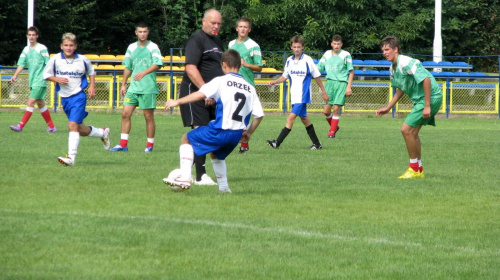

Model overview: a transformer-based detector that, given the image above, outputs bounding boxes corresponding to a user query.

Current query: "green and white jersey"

[390,55,442,102]
[17,43,50,88]
[228,37,263,86]
[316,49,353,82]
[122,41,163,94]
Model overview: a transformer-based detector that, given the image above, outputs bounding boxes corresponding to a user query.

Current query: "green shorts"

[405,97,442,127]
[123,92,157,109]
[323,80,347,106]
[29,87,47,99]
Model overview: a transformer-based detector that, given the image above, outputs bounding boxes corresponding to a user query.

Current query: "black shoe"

[239,147,249,154]
[267,140,279,149]
[310,143,322,150]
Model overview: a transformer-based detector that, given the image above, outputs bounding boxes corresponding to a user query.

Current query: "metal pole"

[433,0,443,72]
[27,0,34,45]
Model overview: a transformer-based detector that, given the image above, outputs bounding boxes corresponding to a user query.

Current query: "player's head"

[290,35,305,47]
[380,36,400,62]
[26,26,40,43]
[331,34,342,42]
[290,36,305,56]
[236,16,252,28]
[330,34,343,52]
[60,33,77,57]
[135,21,150,41]
[61,32,77,44]
[380,36,400,52]
[27,26,40,36]
[221,49,241,73]
[202,9,222,36]
[235,17,252,38]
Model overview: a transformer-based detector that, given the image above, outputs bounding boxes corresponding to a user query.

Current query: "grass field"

[0,110,499,279]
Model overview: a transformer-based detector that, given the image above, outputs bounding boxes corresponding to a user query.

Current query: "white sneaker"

[58,156,75,166]
[101,127,111,150]
[194,174,218,186]
[163,177,191,191]
[215,188,232,194]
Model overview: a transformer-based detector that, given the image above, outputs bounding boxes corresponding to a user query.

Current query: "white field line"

[1,208,498,255]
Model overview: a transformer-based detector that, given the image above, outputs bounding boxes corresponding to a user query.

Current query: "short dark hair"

[136,21,149,29]
[290,35,305,47]
[27,26,39,35]
[380,36,400,51]
[236,16,252,28]
[221,49,241,69]
[331,34,342,42]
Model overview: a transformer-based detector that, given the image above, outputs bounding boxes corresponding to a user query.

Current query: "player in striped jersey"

[10,26,56,133]
[163,49,264,193]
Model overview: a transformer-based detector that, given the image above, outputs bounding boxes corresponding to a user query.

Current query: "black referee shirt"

[182,29,225,89]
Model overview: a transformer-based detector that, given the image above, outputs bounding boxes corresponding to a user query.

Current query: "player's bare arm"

[377,89,404,116]
[241,116,263,143]
[268,76,287,86]
[165,91,206,110]
[345,71,354,96]
[46,76,69,85]
[87,75,96,98]
[241,60,262,72]
[422,78,431,118]
[121,69,132,97]
[185,64,206,89]
[133,64,160,81]
[10,66,24,83]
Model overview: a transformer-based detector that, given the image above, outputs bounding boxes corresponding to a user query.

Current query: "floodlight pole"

[27,0,34,45]
[433,0,443,71]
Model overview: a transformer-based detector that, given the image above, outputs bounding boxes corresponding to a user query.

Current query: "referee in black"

[179,9,224,185]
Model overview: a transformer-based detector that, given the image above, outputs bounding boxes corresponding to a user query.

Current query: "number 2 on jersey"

[232,92,246,122]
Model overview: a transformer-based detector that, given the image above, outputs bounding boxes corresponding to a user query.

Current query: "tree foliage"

[0,0,498,71]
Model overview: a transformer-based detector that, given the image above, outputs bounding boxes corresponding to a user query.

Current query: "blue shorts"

[291,103,308,117]
[187,126,243,160]
[61,92,88,124]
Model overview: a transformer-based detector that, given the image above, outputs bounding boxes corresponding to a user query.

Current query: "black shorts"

[179,80,215,127]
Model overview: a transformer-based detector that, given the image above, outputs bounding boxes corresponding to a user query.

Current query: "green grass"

[0,110,499,279]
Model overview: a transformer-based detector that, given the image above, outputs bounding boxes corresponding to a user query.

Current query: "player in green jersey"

[228,16,263,154]
[10,26,56,133]
[109,22,163,153]
[376,36,443,179]
[316,35,354,139]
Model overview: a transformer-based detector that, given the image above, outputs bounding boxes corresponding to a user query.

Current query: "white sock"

[179,144,194,180]
[332,116,340,120]
[211,158,229,190]
[88,126,104,138]
[68,131,80,161]
[418,159,422,168]
[147,138,154,143]
[410,158,418,164]
[121,133,129,140]
[39,106,47,113]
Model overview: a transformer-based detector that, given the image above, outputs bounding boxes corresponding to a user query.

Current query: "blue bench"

[353,59,473,71]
